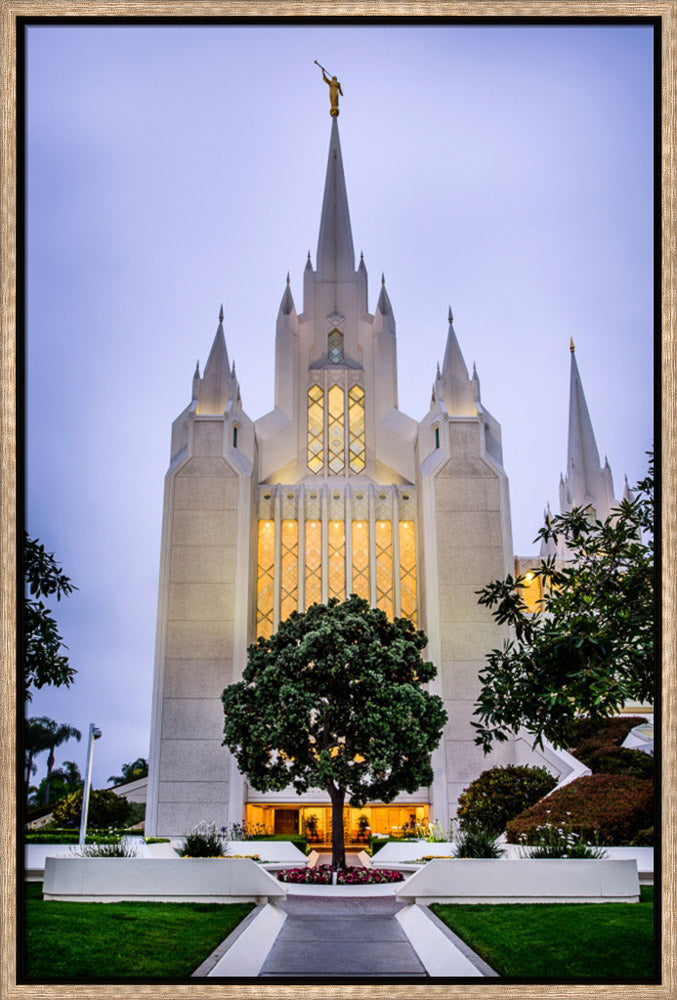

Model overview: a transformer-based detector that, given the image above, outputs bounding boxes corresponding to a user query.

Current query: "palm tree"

[24,716,54,789]
[38,718,82,806]
[107,757,148,786]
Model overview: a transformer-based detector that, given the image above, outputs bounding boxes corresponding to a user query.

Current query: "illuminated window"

[328,520,346,600]
[375,520,393,618]
[307,385,324,473]
[327,384,345,474]
[351,521,369,600]
[304,520,322,608]
[328,327,344,364]
[280,520,299,621]
[398,521,417,624]
[521,571,543,613]
[256,520,275,638]
[348,385,366,473]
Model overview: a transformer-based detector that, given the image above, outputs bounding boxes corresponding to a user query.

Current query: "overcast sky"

[24,22,654,791]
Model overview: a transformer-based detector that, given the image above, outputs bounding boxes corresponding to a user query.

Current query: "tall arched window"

[328,327,344,363]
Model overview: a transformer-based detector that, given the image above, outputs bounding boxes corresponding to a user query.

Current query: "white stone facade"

[146,117,608,838]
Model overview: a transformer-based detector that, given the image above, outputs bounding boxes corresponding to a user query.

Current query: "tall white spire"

[559,341,615,520]
[437,306,476,416]
[316,118,355,279]
[196,307,239,414]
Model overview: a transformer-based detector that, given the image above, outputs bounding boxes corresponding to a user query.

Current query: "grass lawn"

[431,885,656,980]
[22,882,254,980]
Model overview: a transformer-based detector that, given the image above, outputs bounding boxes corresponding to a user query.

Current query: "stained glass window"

[327,384,345,474]
[328,520,346,600]
[348,384,366,473]
[280,520,299,622]
[375,520,393,619]
[328,327,344,364]
[351,521,369,601]
[256,520,275,638]
[304,520,322,608]
[398,520,417,624]
[307,384,324,473]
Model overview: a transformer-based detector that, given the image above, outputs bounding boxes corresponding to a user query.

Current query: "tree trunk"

[328,785,346,869]
[42,746,55,807]
[25,751,34,790]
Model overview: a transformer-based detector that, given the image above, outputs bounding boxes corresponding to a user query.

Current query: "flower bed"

[276,864,404,885]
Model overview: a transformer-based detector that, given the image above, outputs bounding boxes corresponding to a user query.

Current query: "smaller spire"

[570,336,575,353]
[286,272,290,285]
[436,361,441,378]
[381,272,385,285]
[305,251,312,271]
[194,360,200,378]
[448,305,453,323]
[219,304,224,324]
[231,360,236,377]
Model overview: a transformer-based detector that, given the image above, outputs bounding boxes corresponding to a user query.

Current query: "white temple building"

[145,113,627,840]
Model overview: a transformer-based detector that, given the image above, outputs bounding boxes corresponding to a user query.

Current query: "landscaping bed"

[276,864,404,885]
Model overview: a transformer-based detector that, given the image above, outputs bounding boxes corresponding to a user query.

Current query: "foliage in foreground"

[180,823,228,857]
[431,886,655,980]
[22,883,253,980]
[222,595,447,868]
[521,821,606,859]
[52,789,131,829]
[456,765,557,836]
[23,534,77,700]
[506,774,654,846]
[473,457,654,751]
[453,827,504,858]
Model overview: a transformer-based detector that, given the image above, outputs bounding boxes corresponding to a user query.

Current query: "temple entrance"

[247,803,430,845]
[273,808,299,834]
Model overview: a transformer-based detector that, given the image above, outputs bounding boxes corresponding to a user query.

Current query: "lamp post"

[79,723,102,848]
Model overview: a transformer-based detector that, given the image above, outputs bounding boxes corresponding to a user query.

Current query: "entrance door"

[274,808,299,834]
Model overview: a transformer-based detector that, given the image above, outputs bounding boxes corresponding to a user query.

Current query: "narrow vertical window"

[280,520,299,622]
[327,384,345,474]
[398,521,417,625]
[328,327,344,363]
[307,385,324,473]
[256,520,275,638]
[348,384,366,473]
[304,520,322,608]
[375,520,393,619]
[434,425,440,449]
[328,520,346,600]
[351,520,369,601]
[232,424,238,448]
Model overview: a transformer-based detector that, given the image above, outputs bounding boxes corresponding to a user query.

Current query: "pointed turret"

[471,361,481,403]
[438,306,476,416]
[316,118,355,279]
[196,307,239,414]
[278,273,296,319]
[192,360,200,402]
[374,272,395,333]
[559,342,615,520]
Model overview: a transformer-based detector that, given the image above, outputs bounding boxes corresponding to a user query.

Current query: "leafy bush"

[585,747,654,780]
[506,774,653,846]
[52,790,131,828]
[454,827,504,858]
[520,821,606,858]
[568,715,649,769]
[457,765,557,835]
[180,823,227,857]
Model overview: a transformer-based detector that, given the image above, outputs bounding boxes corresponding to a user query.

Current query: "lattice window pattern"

[327,384,345,474]
[280,520,299,622]
[328,327,344,364]
[351,520,369,601]
[328,520,346,601]
[348,384,366,473]
[375,520,393,619]
[256,520,275,638]
[307,384,324,473]
[304,520,322,608]
[398,520,417,625]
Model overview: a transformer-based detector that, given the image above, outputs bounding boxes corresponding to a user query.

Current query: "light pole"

[79,723,102,848]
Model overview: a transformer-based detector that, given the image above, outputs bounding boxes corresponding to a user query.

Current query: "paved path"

[259,895,428,978]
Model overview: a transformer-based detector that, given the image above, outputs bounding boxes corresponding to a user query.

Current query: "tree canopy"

[472,456,654,752]
[108,758,149,786]
[23,534,77,699]
[222,595,447,868]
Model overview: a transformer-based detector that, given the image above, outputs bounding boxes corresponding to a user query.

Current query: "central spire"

[316,118,355,279]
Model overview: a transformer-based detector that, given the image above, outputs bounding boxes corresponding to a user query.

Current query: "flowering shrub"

[520,821,606,859]
[69,840,139,858]
[506,774,653,846]
[457,765,557,836]
[276,865,404,884]
[180,822,228,857]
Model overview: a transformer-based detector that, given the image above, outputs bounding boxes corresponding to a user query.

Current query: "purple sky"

[25,23,654,791]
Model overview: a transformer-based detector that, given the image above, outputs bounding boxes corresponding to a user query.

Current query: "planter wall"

[395,858,639,904]
[43,857,287,903]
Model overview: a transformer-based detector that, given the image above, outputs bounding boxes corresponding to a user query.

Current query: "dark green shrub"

[585,747,654,779]
[506,774,653,846]
[454,827,504,858]
[52,789,130,828]
[569,715,648,766]
[180,823,227,857]
[630,827,654,846]
[456,765,557,835]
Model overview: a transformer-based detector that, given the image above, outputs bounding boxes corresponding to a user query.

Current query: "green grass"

[431,885,656,980]
[23,883,254,980]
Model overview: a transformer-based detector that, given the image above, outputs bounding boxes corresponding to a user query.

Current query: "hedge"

[506,774,653,846]
[456,765,557,835]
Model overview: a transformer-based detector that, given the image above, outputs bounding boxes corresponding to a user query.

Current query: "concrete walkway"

[259,894,428,978]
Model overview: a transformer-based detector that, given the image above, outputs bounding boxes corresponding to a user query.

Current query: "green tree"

[36,718,82,806]
[52,788,130,828]
[473,456,654,752]
[24,534,77,700]
[108,757,149,786]
[28,760,82,809]
[24,716,53,788]
[222,596,447,868]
